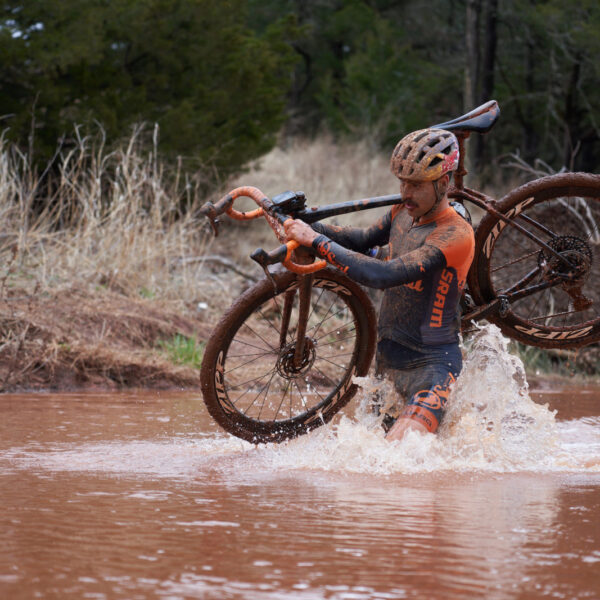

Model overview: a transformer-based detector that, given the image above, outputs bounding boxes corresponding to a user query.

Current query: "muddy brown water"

[1,378,599,599]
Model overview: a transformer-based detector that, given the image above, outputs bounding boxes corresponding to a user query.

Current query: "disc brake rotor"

[276,338,316,379]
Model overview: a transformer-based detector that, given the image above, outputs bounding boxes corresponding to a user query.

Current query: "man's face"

[399,178,438,219]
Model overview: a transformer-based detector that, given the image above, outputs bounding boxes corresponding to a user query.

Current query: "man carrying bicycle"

[284,128,475,441]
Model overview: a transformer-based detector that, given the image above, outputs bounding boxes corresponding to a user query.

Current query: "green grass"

[158,334,205,369]
[509,341,592,378]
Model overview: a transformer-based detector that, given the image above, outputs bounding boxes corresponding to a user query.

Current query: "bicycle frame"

[280,190,563,327]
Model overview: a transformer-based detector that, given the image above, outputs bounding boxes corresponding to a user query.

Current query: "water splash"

[255,325,598,474]
[439,324,559,469]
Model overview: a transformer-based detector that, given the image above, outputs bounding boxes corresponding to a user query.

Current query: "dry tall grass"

[0,127,216,309]
[0,132,399,310]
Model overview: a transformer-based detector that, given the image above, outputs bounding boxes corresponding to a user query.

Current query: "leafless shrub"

[0,126,225,309]
[504,150,599,243]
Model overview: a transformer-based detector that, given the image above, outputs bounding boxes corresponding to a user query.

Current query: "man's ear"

[437,174,450,195]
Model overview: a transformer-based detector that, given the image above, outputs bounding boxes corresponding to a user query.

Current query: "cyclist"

[283,128,475,441]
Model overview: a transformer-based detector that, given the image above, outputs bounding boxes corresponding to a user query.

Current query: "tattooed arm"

[311,235,446,289]
[310,211,392,252]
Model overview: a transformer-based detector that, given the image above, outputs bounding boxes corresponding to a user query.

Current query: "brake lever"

[251,240,327,275]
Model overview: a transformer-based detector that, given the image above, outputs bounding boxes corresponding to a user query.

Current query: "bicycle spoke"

[240,322,278,353]
[316,355,348,371]
[226,350,273,359]
[292,379,314,414]
[491,248,539,273]
[528,308,591,323]
[294,377,326,404]
[227,367,278,391]
[230,338,278,355]
[309,297,339,339]
[306,307,351,336]
[314,320,356,343]
[525,287,546,322]
[310,363,340,388]
[256,369,278,420]
[320,351,354,360]
[293,379,310,413]
[306,287,326,325]
[271,378,292,422]
[257,307,288,341]
[226,352,277,374]
[244,379,272,417]
[318,334,358,348]
[228,383,254,406]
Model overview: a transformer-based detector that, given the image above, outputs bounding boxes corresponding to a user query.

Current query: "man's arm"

[310,211,392,253]
[311,234,446,289]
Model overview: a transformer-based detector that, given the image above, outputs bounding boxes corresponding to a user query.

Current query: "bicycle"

[199,100,600,444]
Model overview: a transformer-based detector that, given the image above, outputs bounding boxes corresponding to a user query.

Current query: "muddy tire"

[468,172,600,348]
[200,267,377,443]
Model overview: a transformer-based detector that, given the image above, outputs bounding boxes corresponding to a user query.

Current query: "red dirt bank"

[0,285,597,393]
[0,287,210,392]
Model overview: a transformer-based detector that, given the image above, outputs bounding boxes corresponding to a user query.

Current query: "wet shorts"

[375,339,462,433]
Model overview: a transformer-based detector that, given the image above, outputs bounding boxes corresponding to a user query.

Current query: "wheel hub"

[276,338,316,379]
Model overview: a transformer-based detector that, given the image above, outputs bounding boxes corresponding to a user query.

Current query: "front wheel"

[200,267,377,443]
[469,172,600,348]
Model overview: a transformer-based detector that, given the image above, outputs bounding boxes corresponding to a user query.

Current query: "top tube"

[295,193,402,224]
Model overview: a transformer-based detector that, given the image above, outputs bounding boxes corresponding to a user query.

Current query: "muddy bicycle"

[199,100,600,444]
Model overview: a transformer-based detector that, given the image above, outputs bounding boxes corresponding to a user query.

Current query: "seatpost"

[454,133,469,191]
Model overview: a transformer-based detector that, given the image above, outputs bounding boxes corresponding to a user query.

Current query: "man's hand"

[283,219,319,247]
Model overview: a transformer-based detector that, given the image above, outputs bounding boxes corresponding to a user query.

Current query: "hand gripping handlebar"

[200,186,327,275]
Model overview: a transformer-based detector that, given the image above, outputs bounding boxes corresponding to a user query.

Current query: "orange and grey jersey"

[311,205,475,350]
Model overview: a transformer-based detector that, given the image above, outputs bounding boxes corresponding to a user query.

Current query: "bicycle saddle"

[433,99,500,134]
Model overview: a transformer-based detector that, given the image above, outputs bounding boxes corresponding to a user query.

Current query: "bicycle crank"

[460,295,511,328]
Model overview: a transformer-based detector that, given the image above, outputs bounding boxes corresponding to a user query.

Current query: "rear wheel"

[469,172,600,348]
[200,267,377,443]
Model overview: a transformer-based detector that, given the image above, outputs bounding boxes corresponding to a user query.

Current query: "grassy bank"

[0,131,597,390]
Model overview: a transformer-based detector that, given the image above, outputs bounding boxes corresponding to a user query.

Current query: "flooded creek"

[1,341,600,599]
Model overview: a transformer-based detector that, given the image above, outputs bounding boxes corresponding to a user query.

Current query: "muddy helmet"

[390,128,459,181]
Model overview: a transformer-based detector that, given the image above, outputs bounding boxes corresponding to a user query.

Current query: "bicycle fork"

[278,275,315,368]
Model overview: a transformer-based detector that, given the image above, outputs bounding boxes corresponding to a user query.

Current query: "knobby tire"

[469,172,600,348]
[200,267,377,443]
